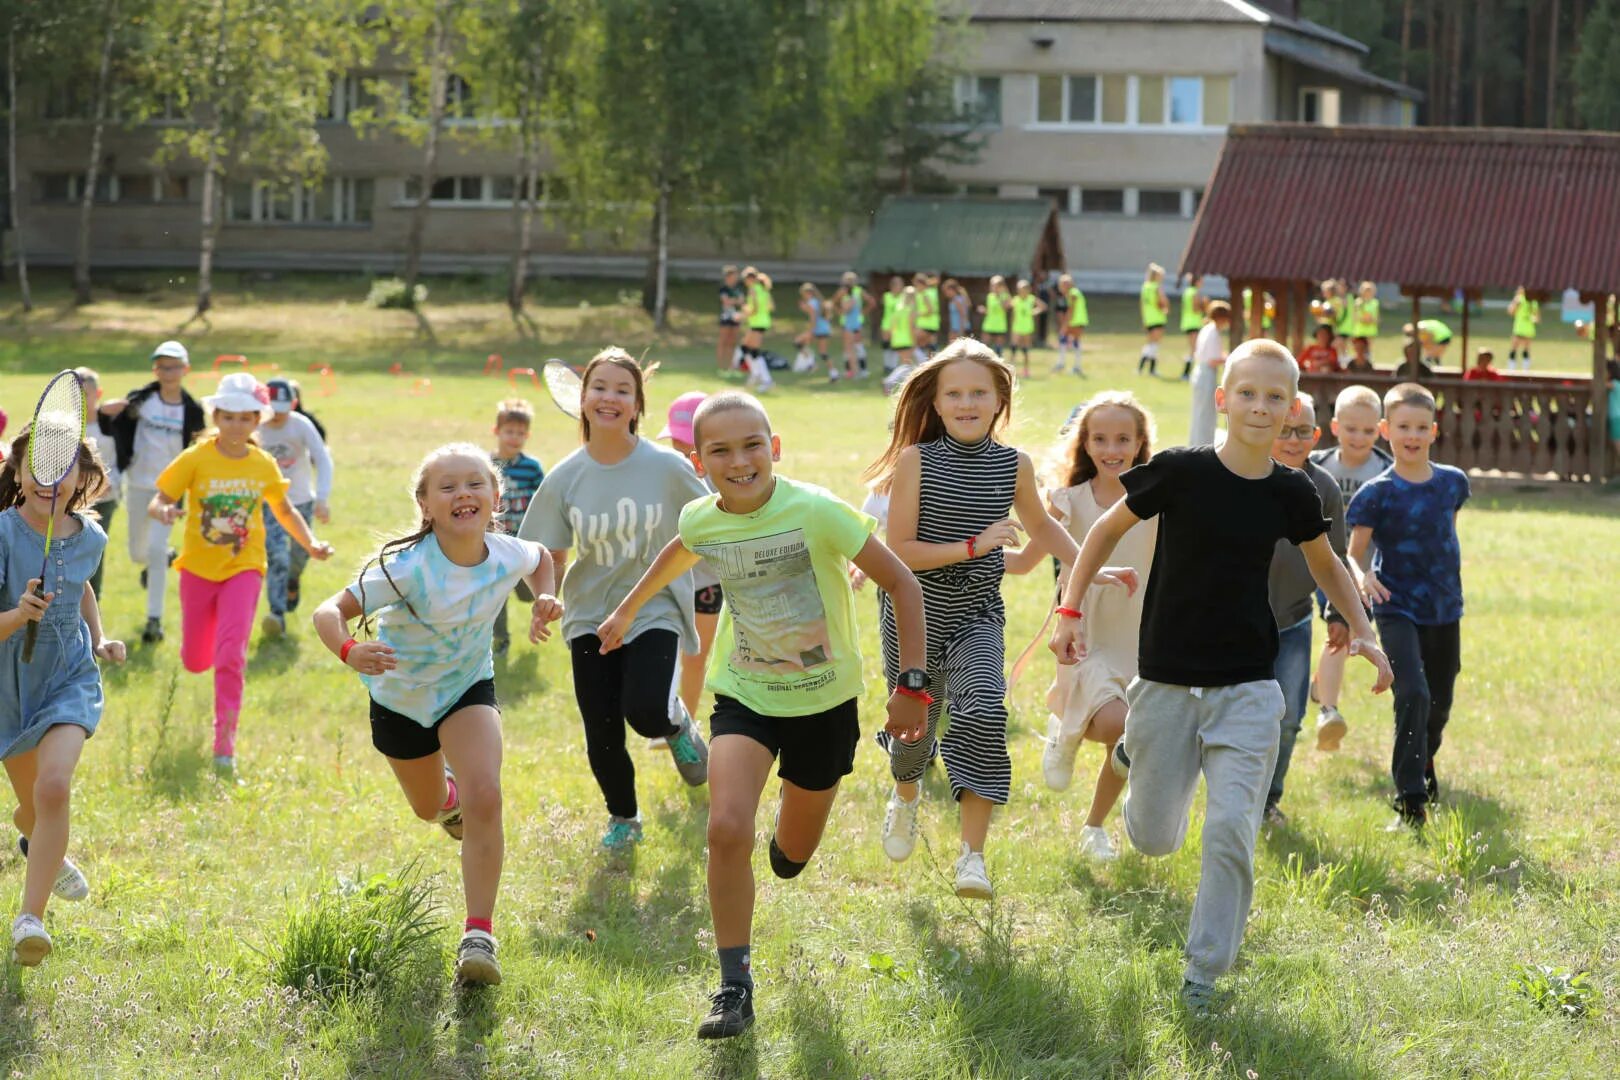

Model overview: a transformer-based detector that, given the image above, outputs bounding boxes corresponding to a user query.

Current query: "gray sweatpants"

[1121,677,1284,986]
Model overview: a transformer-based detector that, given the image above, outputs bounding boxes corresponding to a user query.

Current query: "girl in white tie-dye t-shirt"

[313,442,561,988]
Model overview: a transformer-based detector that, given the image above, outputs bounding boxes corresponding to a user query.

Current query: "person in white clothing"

[258,378,334,637]
[1188,301,1231,446]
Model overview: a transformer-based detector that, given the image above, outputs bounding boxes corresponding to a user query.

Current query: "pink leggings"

[180,569,263,758]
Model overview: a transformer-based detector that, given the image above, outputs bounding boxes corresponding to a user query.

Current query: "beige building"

[11,0,1416,290]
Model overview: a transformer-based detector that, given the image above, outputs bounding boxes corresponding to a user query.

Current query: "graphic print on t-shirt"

[568,500,666,567]
[197,478,264,554]
[693,528,831,675]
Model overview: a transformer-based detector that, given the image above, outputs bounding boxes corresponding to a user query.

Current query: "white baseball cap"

[203,371,273,420]
[151,340,190,364]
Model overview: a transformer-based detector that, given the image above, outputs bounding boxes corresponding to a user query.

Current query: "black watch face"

[900,669,928,691]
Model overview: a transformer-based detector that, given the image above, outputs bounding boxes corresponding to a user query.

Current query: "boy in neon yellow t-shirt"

[597,392,928,1041]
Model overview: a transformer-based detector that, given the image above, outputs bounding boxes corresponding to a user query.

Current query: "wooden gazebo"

[1182,124,1620,483]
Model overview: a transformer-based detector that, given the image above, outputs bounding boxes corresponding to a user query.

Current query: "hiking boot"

[880,788,920,862]
[601,816,642,850]
[696,982,755,1040]
[1180,978,1219,1015]
[455,929,501,986]
[141,617,164,644]
[667,705,709,786]
[954,843,992,900]
[1078,824,1117,862]
[1315,706,1348,751]
[10,914,50,967]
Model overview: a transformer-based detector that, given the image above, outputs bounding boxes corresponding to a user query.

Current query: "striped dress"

[878,433,1018,803]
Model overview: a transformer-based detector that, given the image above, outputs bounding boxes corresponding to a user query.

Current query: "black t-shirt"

[1123,446,1328,687]
[719,282,744,324]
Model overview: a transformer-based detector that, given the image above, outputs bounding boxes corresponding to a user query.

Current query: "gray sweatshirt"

[1269,460,1348,628]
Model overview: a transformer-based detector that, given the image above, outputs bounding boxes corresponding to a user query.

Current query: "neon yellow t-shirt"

[679,477,876,717]
[919,286,941,331]
[1512,298,1540,339]
[1011,295,1036,336]
[747,282,773,330]
[881,292,898,332]
[1068,287,1089,328]
[890,297,915,348]
[157,438,290,582]
[1140,281,1166,329]
[982,292,1010,334]
[1352,297,1380,338]
[1179,287,1201,332]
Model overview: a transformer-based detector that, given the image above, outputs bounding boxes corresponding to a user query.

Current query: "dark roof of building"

[856,197,1060,276]
[964,0,1252,22]
[1265,30,1420,99]
[1181,125,1620,295]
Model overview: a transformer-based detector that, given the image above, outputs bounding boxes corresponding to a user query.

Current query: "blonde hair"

[73,366,101,395]
[1293,391,1318,423]
[691,391,772,447]
[1059,392,1154,487]
[496,398,534,428]
[862,339,1015,487]
[1146,263,1165,281]
[1384,381,1437,417]
[1334,384,1383,417]
[1221,339,1299,393]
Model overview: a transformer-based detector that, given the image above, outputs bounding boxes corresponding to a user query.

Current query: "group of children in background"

[0,316,1472,1042]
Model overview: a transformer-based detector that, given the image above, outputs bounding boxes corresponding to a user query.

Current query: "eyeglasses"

[1278,425,1317,440]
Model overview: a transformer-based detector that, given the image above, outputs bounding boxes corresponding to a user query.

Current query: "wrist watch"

[897,668,928,693]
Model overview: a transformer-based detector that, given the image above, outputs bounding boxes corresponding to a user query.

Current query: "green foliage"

[1574,0,1620,130]
[365,277,429,308]
[1509,964,1599,1018]
[269,862,446,1000]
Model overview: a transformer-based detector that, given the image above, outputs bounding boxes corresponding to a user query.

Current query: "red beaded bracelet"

[1054,606,1084,620]
[896,686,935,706]
[339,637,358,663]
[966,536,977,560]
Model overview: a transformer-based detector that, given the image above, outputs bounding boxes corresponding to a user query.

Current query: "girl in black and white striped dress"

[863,340,1127,898]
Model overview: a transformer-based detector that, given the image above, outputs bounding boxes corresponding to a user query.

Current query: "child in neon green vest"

[1508,287,1540,370]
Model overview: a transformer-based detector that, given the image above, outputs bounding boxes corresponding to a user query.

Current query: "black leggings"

[569,630,682,819]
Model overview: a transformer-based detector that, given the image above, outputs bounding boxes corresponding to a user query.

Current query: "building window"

[39,173,76,201]
[1137,188,1183,216]
[226,178,373,224]
[1080,188,1125,215]
[961,183,998,197]
[1301,87,1341,126]
[1205,77,1232,125]
[1168,77,1202,125]
[158,175,191,202]
[1137,76,1165,125]
[1068,77,1098,124]
[954,75,1001,125]
[319,74,379,122]
[403,175,558,206]
[1036,75,1064,123]
[1032,74,1229,128]
[1037,186,1073,215]
[444,73,474,114]
[1101,75,1129,124]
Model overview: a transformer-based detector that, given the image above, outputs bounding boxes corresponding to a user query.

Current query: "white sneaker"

[1316,706,1349,752]
[880,788,921,862]
[53,856,90,902]
[11,913,50,966]
[1041,716,1080,791]
[455,928,501,985]
[1078,825,1117,861]
[646,737,669,749]
[954,843,992,899]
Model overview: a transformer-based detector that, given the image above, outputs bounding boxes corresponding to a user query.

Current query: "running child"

[596,391,928,1040]
[97,340,203,644]
[1052,273,1088,376]
[882,286,920,394]
[865,341,1129,899]
[312,442,562,986]
[150,372,333,772]
[880,275,904,373]
[1006,392,1155,861]
[1263,392,1352,827]
[739,268,775,392]
[717,265,744,372]
[978,275,1011,356]
[1178,274,1204,380]
[656,392,721,732]
[1137,263,1170,375]
[1308,384,1391,749]
[0,428,124,966]
[1347,382,1468,830]
[490,398,545,656]
[944,278,971,343]
[1508,287,1539,370]
[257,377,334,638]
[832,270,874,380]
[518,348,711,850]
[1050,339,1391,1011]
[795,283,831,375]
[74,368,120,600]
[1008,278,1045,377]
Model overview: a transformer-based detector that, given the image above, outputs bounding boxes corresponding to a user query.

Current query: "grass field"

[0,272,1616,1078]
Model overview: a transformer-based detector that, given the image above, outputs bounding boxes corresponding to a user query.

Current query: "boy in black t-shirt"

[1050,340,1392,1012]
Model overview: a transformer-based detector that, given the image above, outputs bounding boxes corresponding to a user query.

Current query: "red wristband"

[896,686,935,706]
[966,536,977,560]
[1054,606,1084,620]
[339,637,358,663]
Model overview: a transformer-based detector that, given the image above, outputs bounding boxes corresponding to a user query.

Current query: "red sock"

[442,777,459,812]
[465,916,492,934]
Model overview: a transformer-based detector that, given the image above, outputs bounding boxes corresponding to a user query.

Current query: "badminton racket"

[542,359,582,419]
[22,370,86,663]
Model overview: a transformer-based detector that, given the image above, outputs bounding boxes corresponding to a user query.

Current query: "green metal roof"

[855,197,1057,277]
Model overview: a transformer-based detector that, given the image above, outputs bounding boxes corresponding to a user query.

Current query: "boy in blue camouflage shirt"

[492,399,545,654]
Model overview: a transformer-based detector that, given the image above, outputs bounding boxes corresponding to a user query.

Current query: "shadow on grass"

[704,1033,759,1080]
[340,962,470,1079]
[1065,852,1191,957]
[0,974,36,1075]
[780,948,859,1080]
[492,650,552,705]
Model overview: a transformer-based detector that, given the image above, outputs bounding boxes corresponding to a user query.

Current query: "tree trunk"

[194,139,219,317]
[1399,0,1413,85]
[72,0,118,306]
[7,26,32,312]
[1473,0,1487,125]
[1525,1,1538,125]
[402,4,451,306]
[1426,0,1441,120]
[1547,0,1562,127]
[1447,1,1463,125]
[644,180,670,329]
[508,150,536,320]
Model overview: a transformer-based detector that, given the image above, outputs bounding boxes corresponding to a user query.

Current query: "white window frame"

[226,178,373,225]
[1028,73,1230,132]
[1300,86,1341,126]
[1074,185,1204,219]
[397,174,559,208]
[953,74,1002,127]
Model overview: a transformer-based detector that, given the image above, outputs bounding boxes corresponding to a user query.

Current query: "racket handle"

[21,584,41,663]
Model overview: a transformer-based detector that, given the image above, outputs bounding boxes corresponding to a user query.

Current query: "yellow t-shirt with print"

[156,438,291,582]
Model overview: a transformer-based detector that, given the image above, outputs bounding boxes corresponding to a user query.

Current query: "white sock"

[1074,339,1084,370]
[1057,340,1068,366]
[1146,342,1160,360]
[856,343,867,363]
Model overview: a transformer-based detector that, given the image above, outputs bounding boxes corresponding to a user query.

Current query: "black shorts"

[719,316,740,328]
[694,584,724,616]
[514,579,535,603]
[710,694,859,792]
[370,678,499,760]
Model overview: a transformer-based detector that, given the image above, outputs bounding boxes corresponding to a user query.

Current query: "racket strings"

[29,376,87,485]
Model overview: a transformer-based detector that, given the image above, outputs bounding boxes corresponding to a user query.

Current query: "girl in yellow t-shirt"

[151,372,332,772]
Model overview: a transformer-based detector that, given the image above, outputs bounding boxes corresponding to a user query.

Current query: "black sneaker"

[1262,802,1287,828]
[1424,762,1440,805]
[285,577,302,612]
[141,617,164,644]
[1386,798,1427,833]
[696,982,754,1040]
